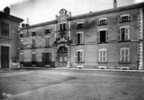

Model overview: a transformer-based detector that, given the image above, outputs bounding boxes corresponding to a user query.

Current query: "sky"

[0,0,144,25]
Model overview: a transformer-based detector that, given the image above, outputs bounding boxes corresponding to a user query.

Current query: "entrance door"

[57,46,68,66]
[1,46,9,68]
[42,53,52,65]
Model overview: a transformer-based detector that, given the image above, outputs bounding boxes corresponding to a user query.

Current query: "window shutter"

[126,48,130,62]
[120,49,123,62]
[97,32,100,43]
[119,28,121,41]
[106,31,108,42]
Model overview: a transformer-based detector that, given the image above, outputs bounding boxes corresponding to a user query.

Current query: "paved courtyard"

[0,69,144,100]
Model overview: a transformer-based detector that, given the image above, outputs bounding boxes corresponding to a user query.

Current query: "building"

[0,7,23,69]
[20,1,144,70]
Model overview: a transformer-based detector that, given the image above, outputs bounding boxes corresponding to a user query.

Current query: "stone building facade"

[0,7,23,68]
[20,2,144,70]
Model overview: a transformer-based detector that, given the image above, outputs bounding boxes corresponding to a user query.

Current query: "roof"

[24,2,144,29]
[0,11,23,23]
[70,2,144,20]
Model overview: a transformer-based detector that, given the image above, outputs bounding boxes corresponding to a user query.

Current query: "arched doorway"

[57,46,68,66]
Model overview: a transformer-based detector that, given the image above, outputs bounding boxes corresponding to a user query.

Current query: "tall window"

[60,23,66,31]
[45,38,50,47]
[98,18,108,26]
[42,53,52,64]
[76,51,83,64]
[98,49,107,63]
[98,30,108,43]
[1,22,9,37]
[120,26,129,41]
[32,39,36,48]
[120,15,131,23]
[120,48,130,63]
[32,53,36,63]
[76,32,83,45]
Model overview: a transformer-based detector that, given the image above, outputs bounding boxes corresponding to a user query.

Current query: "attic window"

[45,29,51,34]
[98,18,108,26]
[77,23,84,29]
[32,32,36,36]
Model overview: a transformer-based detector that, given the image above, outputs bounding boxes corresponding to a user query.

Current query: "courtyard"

[0,69,144,100]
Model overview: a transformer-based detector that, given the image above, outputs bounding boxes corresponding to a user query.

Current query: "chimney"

[113,0,117,8]
[3,7,10,15]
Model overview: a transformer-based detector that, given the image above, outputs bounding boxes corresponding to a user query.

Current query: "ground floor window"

[98,48,107,63]
[32,53,36,63]
[76,50,83,64]
[42,53,52,64]
[120,48,130,63]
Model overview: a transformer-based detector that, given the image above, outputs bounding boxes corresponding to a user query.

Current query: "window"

[45,38,50,47]
[60,23,66,31]
[98,30,108,43]
[32,39,36,48]
[1,22,9,37]
[32,53,36,63]
[120,15,131,23]
[76,32,83,45]
[45,29,50,35]
[120,26,129,41]
[77,23,84,29]
[120,48,130,63]
[98,18,108,26]
[20,34,23,38]
[42,53,52,64]
[98,49,107,63]
[32,32,36,36]
[76,51,83,64]
[20,53,24,62]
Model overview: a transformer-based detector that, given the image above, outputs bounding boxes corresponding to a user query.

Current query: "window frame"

[98,18,108,26]
[45,37,50,48]
[120,26,130,41]
[120,47,130,63]
[76,49,84,64]
[32,32,36,37]
[45,29,51,35]
[76,32,84,45]
[98,29,108,43]
[98,48,107,63]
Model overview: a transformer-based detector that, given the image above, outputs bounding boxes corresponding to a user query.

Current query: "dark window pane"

[1,22,9,37]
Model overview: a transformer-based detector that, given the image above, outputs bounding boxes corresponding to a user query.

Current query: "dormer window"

[98,18,108,26]
[120,14,131,23]
[32,32,36,36]
[77,22,84,29]
[45,29,50,35]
